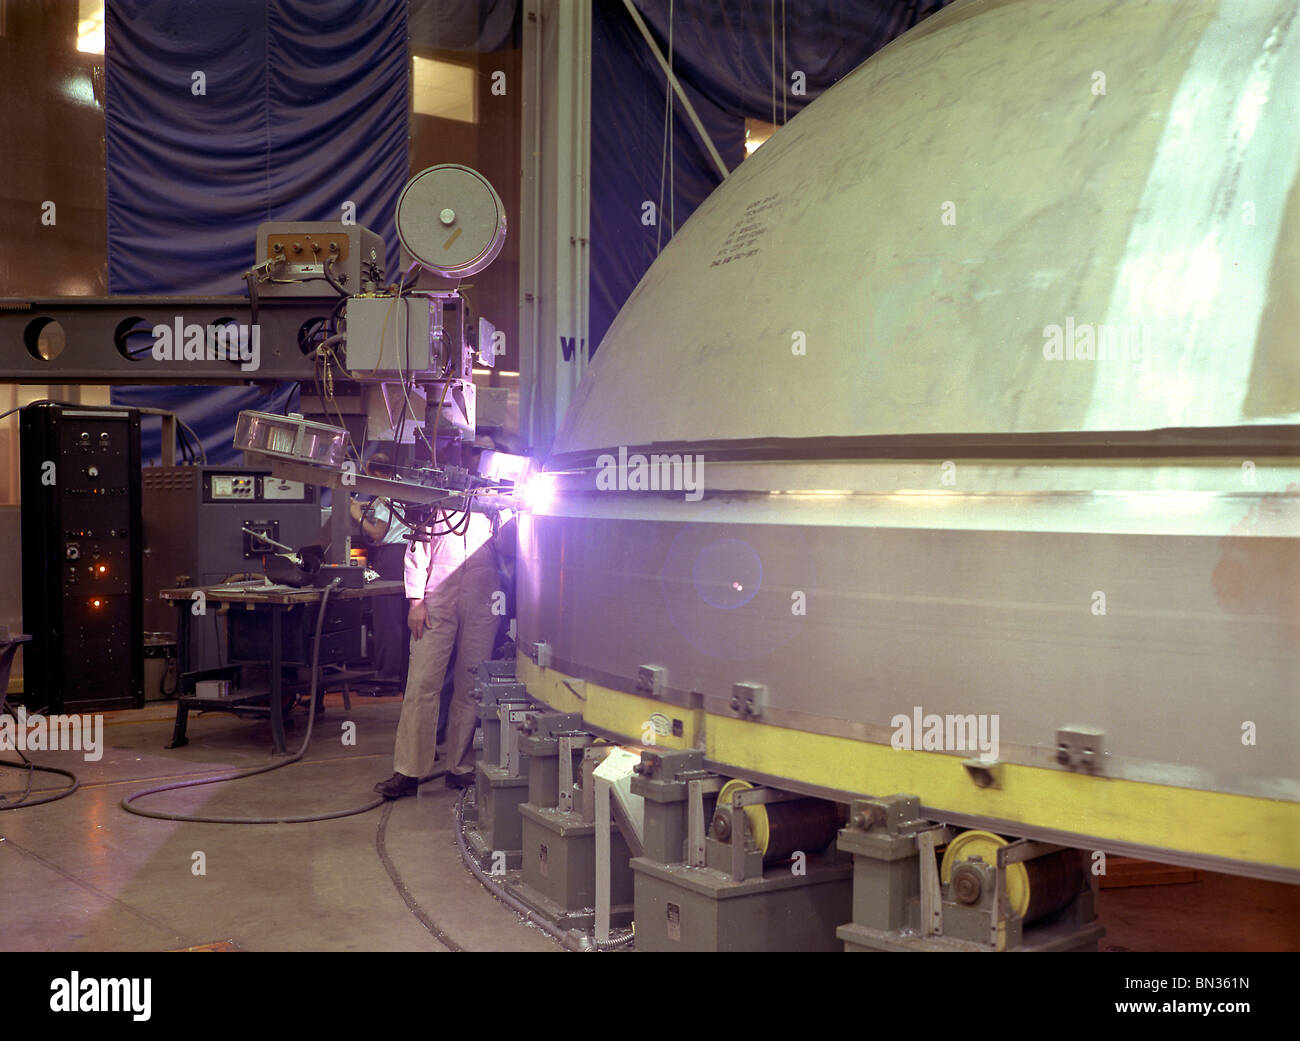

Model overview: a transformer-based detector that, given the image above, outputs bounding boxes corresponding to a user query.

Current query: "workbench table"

[160,578,404,753]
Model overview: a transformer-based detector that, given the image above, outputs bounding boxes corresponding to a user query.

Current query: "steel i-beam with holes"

[1,297,332,383]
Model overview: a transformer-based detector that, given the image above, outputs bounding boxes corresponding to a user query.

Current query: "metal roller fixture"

[713,779,843,865]
[941,830,1086,924]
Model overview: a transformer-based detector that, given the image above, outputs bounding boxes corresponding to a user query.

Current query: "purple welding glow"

[520,472,557,512]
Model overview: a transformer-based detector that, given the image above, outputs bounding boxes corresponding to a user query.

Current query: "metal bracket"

[1001,838,1063,865]
[637,664,667,699]
[531,640,552,668]
[595,770,611,943]
[988,839,1062,950]
[726,785,802,883]
[476,658,518,685]
[556,731,592,814]
[1056,726,1105,774]
[992,844,1010,949]
[962,758,1002,789]
[500,704,538,773]
[686,775,723,867]
[729,681,767,720]
[580,747,605,823]
[917,827,949,937]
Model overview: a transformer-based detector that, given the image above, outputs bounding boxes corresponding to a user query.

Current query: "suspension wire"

[656,11,670,255]
[669,0,675,235]
[770,0,776,128]
[655,0,679,248]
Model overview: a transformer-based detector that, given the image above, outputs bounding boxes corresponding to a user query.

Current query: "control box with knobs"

[253,221,385,298]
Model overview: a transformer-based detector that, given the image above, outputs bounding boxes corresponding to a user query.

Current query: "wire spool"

[396,164,507,278]
[714,779,843,864]
[940,830,1086,923]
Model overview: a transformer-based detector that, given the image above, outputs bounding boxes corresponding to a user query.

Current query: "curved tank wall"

[517,0,1300,881]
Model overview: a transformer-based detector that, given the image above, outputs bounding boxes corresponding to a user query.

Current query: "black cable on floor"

[375,788,465,952]
[0,695,80,811]
[0,761,79,811]
[121,580,384,824]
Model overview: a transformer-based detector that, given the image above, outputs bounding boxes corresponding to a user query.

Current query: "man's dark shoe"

[445,771,474,790]
[374,772,418,799]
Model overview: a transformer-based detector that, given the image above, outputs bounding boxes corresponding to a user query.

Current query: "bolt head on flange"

[952,862,983,904]
[712,812,732,841]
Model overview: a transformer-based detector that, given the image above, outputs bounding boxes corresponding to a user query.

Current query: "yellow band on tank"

[516,654,1300,873]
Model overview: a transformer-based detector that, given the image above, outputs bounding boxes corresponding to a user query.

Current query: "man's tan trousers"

[393,553,500,779]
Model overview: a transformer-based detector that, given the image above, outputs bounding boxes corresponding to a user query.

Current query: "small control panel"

[262,477,307,501]
[202,471,313,504]
[211,474,256,500]
[254,221,384,299]
[264,231,350,265]
[242,520,281,559]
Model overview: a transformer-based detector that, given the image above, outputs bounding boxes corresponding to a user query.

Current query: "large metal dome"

[555,0,1300,455]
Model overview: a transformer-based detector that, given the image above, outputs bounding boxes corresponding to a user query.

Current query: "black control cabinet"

[19,403,144,712]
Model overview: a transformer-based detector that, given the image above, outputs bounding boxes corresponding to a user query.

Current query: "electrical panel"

[19,403,144,712]
[253,221,386,297]
[344,295,434,375]
[140,466,320,673]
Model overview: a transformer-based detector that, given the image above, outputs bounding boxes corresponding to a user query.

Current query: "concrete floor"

[0,694,558,952]
[1,695,1295,952]
[1099,871,1300,952]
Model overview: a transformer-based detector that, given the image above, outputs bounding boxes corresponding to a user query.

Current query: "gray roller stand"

[835,795,1104,952]
[463,661,536,872]
[628,750,853,952]
[507,712,635,932]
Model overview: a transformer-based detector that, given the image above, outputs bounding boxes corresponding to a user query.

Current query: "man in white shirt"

[374,467,507,798]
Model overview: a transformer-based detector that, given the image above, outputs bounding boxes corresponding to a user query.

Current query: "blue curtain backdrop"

[105,0,410,465]
[408,0,518,50]
[589,0,951,354]
[101,0,946,453]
